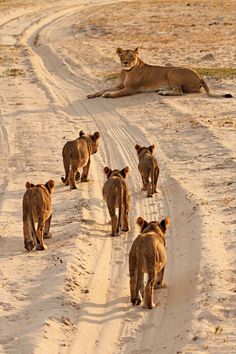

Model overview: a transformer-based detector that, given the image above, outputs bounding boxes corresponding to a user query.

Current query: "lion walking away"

[135,144,159,197]
[102,166,130,236]
[23,180,55,251]
[61,130,100,190]
[129,216,170,309]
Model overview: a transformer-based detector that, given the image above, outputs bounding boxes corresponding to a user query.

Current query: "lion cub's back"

[136,232,166,270]
[23,186,52,221]
[139,153,158,171]
[102,176,124,201]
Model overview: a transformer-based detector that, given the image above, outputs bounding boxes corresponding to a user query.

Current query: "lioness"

[129,216,170,309]
[135,144,159,197]
[87,47,232,99]
[61,130,100,190]
[23,180,55,251]
[102,166,130,236]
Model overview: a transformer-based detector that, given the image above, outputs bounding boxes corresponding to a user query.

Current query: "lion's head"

[116,47,139,71]
[104,166,129,179]
[79,130,100,154]
[136,216,170,235]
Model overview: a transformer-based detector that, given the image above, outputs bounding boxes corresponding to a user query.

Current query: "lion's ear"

[148,144,155,153]
[45,180,55,193]
[120,166,129,178]
[92,131,100,141]
[160,217,171,233]
[116,47,123,56]
[79,130,85,137]
[135,144,141,153]
[25,182,34,189]
[136,217,147,230]
[134,47,139,54]
[104,167,111,176]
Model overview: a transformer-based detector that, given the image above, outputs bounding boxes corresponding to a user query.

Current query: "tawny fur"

[61,130,100,190]
[87,47,232,99]
[135,144,159,197]
[22,180,55,251]
[129,216,170,309]
[102,167,130,236]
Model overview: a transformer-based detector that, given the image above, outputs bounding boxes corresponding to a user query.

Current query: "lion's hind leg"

[107,196,119,236]
[154,267,166,289]
[23,217,35,251]
[43,214,52,239]
[36,218,47,250]
[135,271,144,306]
[69,165,77,190]
[81,159,91,182]
[144,270,156,309]
[141,176,148,191]
[129,257,137,305]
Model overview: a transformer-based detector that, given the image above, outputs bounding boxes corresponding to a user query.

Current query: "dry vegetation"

[58,0,236,87]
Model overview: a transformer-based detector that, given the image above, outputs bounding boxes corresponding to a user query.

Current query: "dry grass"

[1,68,25,77]
[194,67,236,79]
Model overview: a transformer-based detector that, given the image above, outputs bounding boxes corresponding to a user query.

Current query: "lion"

[135,144,159,197]
[87,47,232,99]
[61,130,100,190]
[129,216,170,309]
[102,166,130,236]
[23,180,55,251]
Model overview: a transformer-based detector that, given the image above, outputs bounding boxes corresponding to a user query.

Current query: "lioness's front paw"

[102,92,113,98]
[87,93,97,99]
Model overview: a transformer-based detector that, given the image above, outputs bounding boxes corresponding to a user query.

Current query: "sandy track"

[0,1,235,354]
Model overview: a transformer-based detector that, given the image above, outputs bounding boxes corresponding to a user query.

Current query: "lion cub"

[61,130,100,190]
[102,166,130,236]
[23,180,55,251]
[135,144,159,197]
[129,216,170,309]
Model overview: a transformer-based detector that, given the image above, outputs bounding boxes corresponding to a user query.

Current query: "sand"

[0,0,235,353]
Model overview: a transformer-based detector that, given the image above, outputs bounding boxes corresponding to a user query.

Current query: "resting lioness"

[102,166,130,236]
[129,216,170,309]
[61,130,100,190]
[87,47,232,99]
[135,144,159,197]
[23,180,55,251]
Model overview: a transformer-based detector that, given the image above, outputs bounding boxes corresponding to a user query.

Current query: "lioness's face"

[116,48,139,71]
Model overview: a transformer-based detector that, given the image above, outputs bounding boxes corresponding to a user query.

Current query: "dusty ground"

[0,0,235,353]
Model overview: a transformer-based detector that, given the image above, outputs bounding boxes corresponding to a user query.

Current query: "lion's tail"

[200,78,232,98]
[61,148,71,184]
[29,210,37,242]
[151,163,155,196]
[117,186,123,235]
[26,194,37,244]
[135,240,146,303]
